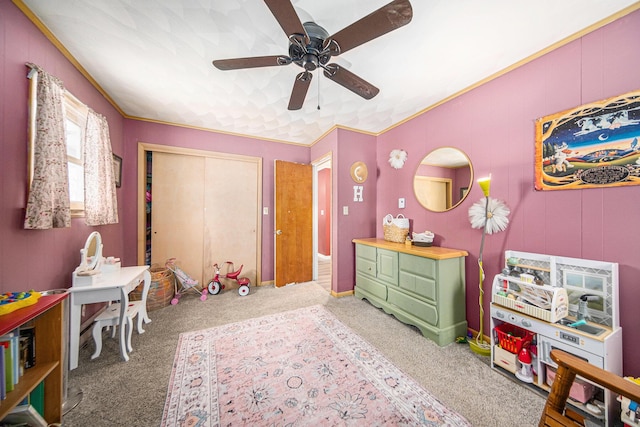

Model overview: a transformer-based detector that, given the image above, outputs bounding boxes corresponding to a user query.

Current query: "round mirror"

[80,231,103,272]
[413,147,473,212]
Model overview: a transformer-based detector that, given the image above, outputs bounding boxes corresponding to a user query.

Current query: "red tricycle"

[207,262,251,296]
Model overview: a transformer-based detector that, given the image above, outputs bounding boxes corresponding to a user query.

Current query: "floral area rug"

[161,305,471,426]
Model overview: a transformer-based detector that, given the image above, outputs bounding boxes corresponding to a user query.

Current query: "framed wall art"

[535,89,640,191]
[113,154,122,188]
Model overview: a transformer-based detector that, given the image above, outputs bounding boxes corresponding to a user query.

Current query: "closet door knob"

[275,229,282,235]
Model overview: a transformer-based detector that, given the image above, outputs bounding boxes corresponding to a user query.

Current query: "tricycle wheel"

[208,280,222,295]
[170,298,179,305]
[238,285,250,296]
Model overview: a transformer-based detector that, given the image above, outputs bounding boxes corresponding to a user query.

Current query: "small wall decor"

[535,89,640,191]
[353,186,363,202]
[350,161,368,183]
[388,149,407,169]
[113,154,122,188]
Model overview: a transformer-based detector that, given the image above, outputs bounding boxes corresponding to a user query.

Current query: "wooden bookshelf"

[0,293,66,423]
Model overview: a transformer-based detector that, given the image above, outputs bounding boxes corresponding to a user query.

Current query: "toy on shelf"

[492,273,568,323]
[620,377,640,425]
[0,291,41,316]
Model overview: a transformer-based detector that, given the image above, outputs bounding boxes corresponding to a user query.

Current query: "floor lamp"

[468,175,510,356]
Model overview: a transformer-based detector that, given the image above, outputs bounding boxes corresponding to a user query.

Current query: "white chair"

[91,278,151,360]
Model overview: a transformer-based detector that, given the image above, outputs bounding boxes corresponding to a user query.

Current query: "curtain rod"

[25,62,40,79]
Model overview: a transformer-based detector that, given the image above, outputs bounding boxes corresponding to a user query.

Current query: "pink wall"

[317,168,331,256]
[0,2,125,302]
[375,11,640,375]
[310,129,378,294]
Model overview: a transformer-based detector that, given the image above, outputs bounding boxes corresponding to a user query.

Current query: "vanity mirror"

[80,231,103,272]
[413,147,473,212]
[72,231,104,286]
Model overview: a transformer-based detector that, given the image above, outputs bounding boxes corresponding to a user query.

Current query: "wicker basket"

[383,214,410,243]
[130,265,174,311]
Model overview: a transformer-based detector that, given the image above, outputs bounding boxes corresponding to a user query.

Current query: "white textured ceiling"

[20,0,639,145]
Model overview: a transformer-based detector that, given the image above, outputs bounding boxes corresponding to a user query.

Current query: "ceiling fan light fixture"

[302,53,318,71]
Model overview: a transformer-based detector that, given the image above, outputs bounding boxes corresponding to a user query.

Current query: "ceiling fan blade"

[288,71,313,110]
[324,0,412,56]
[263,0,309,44]
[213,55,291,70]
[323,64,379,100]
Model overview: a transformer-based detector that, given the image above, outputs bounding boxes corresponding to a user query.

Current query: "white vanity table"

[67,232,151,370]
[68,266,151,370]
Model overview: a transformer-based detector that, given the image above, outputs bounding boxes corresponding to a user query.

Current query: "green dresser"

[354,238,468,346]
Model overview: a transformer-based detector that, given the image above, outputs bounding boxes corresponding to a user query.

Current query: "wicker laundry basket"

[130,265,174,311]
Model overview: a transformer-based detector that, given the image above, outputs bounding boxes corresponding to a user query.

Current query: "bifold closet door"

[150,152,205,284]
[203,156,259,289]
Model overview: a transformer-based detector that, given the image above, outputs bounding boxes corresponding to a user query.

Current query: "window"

[28,74,88,216]
[64,94,89,214]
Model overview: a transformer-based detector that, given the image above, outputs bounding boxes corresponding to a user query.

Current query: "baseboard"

[467,327,490,343]
[332,289,354,298]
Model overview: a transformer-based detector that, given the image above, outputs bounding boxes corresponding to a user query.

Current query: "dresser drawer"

[399,253,436,279]
[356,244,377,262]
[356,274,388,300]
[387,287,438,326]
[399,253,436,301]
[399,271,436,302]
[356,257,377,278]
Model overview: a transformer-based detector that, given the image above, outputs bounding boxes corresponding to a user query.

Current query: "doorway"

[313,153,332,293]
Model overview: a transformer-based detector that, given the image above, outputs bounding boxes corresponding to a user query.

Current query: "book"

[19,326,35,370]
[0,342,13,392]
[0,332,19,388]
[0,403,47,427]
[29,381,45,418]
[0,348,5,400]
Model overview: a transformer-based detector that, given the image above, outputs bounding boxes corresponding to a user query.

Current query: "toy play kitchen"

[490,250,622,426]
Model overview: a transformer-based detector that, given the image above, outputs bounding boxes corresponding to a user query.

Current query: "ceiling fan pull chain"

[317,69,321,110]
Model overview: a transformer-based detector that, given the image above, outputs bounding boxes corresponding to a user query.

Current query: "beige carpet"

[64,280,546,426]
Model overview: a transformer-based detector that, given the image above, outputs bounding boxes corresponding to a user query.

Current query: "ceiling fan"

[212,0,413,110]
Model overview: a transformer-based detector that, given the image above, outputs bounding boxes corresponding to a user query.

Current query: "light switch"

[398,198,405,209]
[343,206,349,215]
[263,207,269,215]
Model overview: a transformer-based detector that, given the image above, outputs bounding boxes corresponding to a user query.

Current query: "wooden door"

[414,176,452,212]
[274,160,312,287]
[151,152,205,283]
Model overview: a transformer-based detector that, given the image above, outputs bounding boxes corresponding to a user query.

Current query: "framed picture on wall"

[534,89,640,191]
[113,154,122,188]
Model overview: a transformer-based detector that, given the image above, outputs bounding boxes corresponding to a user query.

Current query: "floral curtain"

[24,65,71,229]
[84,110,119,225]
